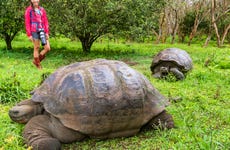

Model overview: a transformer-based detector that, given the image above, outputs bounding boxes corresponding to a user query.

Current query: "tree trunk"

[4,34,13,50]
[181,35,185,43]
[211,0,221,47]
[203,33,212,47]
[213,21,221,47]
[211,0,230,47]
[171,9,178,44]
[171,24,178,44]
[188,15,199,46]
[152,29,160,44]
[187,0,209,46]
[178,29,185,43]
[171,19,178,44]
[203,24,213,47]
[155,12,166,44]
[80,38,93,53]
[78,33,100,53]
[6,40,12,50]
[220,24,230,46]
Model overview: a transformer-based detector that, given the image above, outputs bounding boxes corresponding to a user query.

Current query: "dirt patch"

[121,58,139,66]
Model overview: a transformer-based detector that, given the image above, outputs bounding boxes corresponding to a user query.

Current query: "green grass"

[0,34,230,149]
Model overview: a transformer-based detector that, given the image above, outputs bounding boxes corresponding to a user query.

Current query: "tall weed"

[0,72,28,104]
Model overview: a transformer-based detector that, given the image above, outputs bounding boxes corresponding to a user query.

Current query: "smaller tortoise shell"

[151,48,193,72]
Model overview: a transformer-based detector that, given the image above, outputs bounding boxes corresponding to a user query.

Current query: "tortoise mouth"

[161,72,168,77]
[9,115,29,124]
[8,110,31,123]
[9,105,36,124]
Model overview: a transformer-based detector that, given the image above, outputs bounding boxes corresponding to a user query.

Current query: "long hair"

[30,0,34,8]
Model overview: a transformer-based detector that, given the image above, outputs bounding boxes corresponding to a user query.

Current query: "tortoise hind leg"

[142,110,174,130]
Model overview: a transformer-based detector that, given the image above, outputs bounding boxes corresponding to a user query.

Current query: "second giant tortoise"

[9,59,174,150]
[150,48,193,80]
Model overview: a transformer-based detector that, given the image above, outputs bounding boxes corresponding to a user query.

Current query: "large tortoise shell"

[32,59,168,137]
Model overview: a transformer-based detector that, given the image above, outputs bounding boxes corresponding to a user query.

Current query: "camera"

[38,28,47,46]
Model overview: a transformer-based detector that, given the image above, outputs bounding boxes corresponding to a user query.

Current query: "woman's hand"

[46,34,49,40]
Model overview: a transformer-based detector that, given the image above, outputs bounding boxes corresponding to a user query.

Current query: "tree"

[187,0,210,46]
[43,0,165,53]
[178,11,195,43]
[119,0,165,43]
[211,0,230,47]
[0,0,27,50]
[155,0,196,44]
[164,0,186,44]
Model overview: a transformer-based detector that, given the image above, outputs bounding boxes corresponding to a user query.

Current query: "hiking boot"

[39,54,46,62]
[33,57,42,70]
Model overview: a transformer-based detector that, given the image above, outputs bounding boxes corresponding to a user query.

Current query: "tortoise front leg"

[23,115,61,150]
[23,115,85,150]
[143,110,174,130]
[170,68,184,80]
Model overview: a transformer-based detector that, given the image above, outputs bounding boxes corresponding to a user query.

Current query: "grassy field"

[0,34,230,150]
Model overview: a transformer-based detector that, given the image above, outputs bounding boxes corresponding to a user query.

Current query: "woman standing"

[25,0,50,69]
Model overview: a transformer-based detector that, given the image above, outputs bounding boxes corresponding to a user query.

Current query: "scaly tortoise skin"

[150,48,193,80]
[9,59,174,150]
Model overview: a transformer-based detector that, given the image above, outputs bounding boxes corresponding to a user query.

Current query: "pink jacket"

[24,6,49,37]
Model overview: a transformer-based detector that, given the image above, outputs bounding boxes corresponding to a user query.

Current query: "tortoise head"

[152,66,169,78]
[160,66,169,75]
[9,99,44,124]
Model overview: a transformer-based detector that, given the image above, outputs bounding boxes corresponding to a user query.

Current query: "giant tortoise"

[150,48,193,80]
[9,59,174,150]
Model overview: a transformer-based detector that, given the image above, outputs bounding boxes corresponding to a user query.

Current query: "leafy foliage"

[0,0,27,50]
[43,0,165,52]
